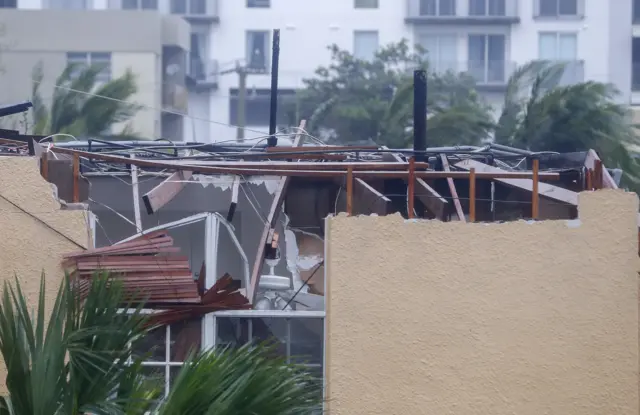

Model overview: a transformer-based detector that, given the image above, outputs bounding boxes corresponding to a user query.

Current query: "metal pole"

[267,29,280,147]
[236,66,247,143]
[413,69,427,162]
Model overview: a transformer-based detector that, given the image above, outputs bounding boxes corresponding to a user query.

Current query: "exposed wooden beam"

[408,157,415,218]
[415,178,448,220]
[353,178,391,216]
[469,168,476,222]
[227,176,240,222]
[454,159,578,205]
[142,170,193,215]
[248,120,306,303]
[531,158,539,219]
[584,149,617,189]
[72,153,80,203]
[130,154,142,232]
[346,166,354,216]
[441,154,466,222]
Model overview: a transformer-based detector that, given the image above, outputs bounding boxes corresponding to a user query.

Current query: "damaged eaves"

[8,124,622,316]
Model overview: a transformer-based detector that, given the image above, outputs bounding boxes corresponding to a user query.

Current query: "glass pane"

[189,0,205,14]
[132,326,166,362]
[251,318,288,359]
[538,33,557,59]
[439,0,455,15]
[488,0,506,15]
[353,31,379,61]
[247,31,268,70]
[139,365,166,401]
[170,318,201,362]
[468,0,486,15]
[170,0,186,13]
[216,317,250,348]
[290,318,323,365]
[467,35,486,82]
[122,0,138,9]
[169,365,182,390]
[539,0,557,16]
[438,35,457,72]
[558,34,577,60]
[354,0,378,8]
[142,0,157,9]
[558,0,576,15]
[419,0,435,15]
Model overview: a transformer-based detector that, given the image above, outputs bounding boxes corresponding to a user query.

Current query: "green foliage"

[292,40,494,147]
[0,274,321,414]
[31,62,142,140]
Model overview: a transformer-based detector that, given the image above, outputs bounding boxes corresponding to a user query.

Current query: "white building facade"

[8,0,635,142]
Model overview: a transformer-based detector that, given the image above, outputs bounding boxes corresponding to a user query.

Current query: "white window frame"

[66,52,112,83]
[419,34,458,74]
[245,30,271,73]
[419,0,456,16]
[536,0,580,17]
[353,30,379,61]
[120,0,158,10]
[170,0,207,15]
[537,31,578,61]
[467,34,506,84]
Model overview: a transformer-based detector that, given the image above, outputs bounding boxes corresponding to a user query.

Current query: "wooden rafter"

[441,154,466,222]
[415,178,448,220]
[353,178,390,216]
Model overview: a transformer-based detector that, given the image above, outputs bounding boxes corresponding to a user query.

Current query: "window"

[537,0,578,17]
[66,52,112,83]
[246,30,270,72]
[247,0,270,7]
[189,32,208,80]
[170,0,206,14]
[419,0,456,16]
[634,0,640,23]
[0,0,16,8]
[633,38,640,91]
[469,0,506,16]
[467,34,506,83]
[229,88,296,127]
[353,31,379,61]
[538,32,577,60]
[419,34,457,73]
[48,0,88,9]
[355,0,378,8]
[122,0,157,9]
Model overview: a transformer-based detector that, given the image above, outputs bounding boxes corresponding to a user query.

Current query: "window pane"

[467,35,486,82]
[487,35,505,82]
[246,31,269,71]
[122,0,138,9]
[438,35,458,72]
[251,318,288,359]
[141,0,157,9]
[90,52,111,82]
[439,0,455,15]
[170,0,186,13]
[538,33,557,59]
[170,318,201,362]
[189,0,205,14]
[139,365,166,401]
[353,30,379,61]
[132,326,166,362]
[216,317,250,348]
[469,0,486,15]
[247,0,270,7]
[290,318,323,365]
[539,0,557,16]
[488,0,506,15]
[49,0,87,9]
[0,0,17,8]
[558,0,577,15]
[419,0,436,15]
[557,34,577,60]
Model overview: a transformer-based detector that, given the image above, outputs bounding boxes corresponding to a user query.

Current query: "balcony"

[170,0,219,23]
[427,60,584,91]
[186,54,219,90]
[406,0,519,24]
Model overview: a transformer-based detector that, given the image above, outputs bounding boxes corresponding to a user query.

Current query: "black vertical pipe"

[267,29,281,147]
[413,69,427,161]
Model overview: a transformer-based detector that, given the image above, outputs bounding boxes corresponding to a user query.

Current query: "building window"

[633,38,640,91]
[353,31,379,61]
[247,0,270,7]
[469,0,506,16]
[354,0,378,8]
[537,0,579,17]
[467,34,506,84]
[634,0,640,23]
[419,0,456,16]
[122,0,157,9]
[246,30,270,72]
[229,88,296,127]
[48,0,88,9]
[66,52,112,83]
[538,32,577,60]
[170,0,206,15]
[0,0,16,8]
[419,34,457,73]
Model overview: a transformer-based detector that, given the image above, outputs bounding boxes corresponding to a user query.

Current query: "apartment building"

[0,0,633,142]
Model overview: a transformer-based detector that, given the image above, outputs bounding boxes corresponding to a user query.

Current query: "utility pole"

[220,61,250,142]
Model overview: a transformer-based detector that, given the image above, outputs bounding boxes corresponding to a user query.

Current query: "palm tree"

[0,273,321,414]
[494,60,640,189]
[31,62,141,140]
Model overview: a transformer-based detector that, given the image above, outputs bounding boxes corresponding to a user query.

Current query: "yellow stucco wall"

[325,190,639,415]
[0,157,88,392]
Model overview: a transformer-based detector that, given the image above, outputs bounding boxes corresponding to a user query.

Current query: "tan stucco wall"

[325,190,639,415]
[0,157,88,392]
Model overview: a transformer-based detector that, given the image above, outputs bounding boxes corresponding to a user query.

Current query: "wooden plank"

[353,178,390,216]
[130,154,142,232]
[408,157,415,218]
[227,176,240,222]
[266,145,379,153]
[72,153,80,203]
[415,178,448,220]
[346,166,354,216]
[41,152,48,180]
[441,154,466,223]
[594,159,603,190]
[469,168,476,222]
[584,149,617,189]
[142,170,193,215]
[454,159,578,206]
[248,120,306,303]
[532,158,539,219]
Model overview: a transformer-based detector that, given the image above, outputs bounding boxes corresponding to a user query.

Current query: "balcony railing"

[406,0,519,21]
[187,55,219,88]
[426,60,584,87]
